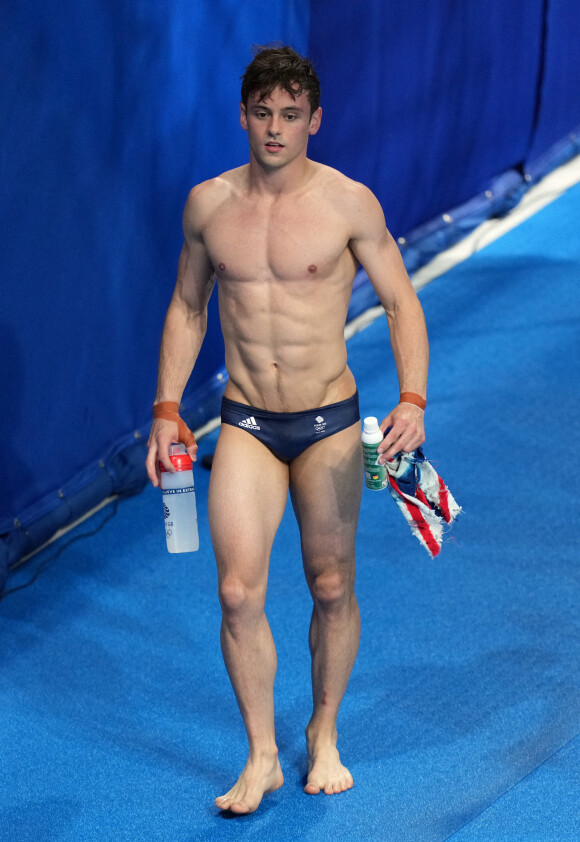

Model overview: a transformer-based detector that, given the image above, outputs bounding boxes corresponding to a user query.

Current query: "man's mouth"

[265,142,284,148]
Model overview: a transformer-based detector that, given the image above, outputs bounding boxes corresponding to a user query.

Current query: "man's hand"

[377,403,425,464]
[145,418,198,487]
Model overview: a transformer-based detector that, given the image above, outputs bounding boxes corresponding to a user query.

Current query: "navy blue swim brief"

[220,392,360,462]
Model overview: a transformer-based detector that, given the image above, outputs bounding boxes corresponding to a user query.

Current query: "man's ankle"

[248,743,279,762]
[305,721,338,747]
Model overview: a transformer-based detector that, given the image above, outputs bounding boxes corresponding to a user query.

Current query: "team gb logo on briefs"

[314,415,326,433]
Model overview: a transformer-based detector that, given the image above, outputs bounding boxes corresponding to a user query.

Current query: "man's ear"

[309,107,322,136]
[240,103,248,131]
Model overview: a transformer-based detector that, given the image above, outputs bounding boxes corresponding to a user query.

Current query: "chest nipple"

[308,264,318,274]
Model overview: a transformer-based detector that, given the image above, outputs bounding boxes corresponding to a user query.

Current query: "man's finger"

[145,448,160,487]
[378,430,401,463]
[157,444,176,474]
[378,442,401,464]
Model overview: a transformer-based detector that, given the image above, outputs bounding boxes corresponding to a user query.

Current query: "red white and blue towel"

[384,449,461,557]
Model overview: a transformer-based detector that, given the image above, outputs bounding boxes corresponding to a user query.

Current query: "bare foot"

[304,734,353,795]
[215,753,284,814]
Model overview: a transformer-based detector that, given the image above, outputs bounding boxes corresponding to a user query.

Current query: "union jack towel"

[384,449,461,557]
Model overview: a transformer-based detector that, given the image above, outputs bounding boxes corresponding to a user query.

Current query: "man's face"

[240,86,322,170]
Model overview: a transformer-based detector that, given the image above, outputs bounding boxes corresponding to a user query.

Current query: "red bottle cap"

[159,444,193,472]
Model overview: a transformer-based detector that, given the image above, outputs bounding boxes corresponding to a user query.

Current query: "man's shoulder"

[312,163,380,214]
[187,166,246,207]
[183,166,247,233]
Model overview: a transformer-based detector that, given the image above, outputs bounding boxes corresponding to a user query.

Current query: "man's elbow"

[383,299,400,324]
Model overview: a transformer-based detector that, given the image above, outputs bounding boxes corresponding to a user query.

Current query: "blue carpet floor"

[1,181,579,842]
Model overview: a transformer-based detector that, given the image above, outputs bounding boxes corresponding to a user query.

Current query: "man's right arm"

[145,187,217,486]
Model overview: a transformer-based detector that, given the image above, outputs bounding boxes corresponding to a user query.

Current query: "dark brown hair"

[241,44,321,114]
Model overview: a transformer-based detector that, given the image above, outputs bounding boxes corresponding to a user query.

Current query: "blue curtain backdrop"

[0,0,310,575]
[308,0,543,236]
[2,0,579,582]
[526,0,580,175]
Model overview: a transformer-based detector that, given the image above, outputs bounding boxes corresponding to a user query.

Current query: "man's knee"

[219,576,264,623]
[310,565,354,612]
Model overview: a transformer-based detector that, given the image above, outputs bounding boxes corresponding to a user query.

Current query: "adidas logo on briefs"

[239,416,261,431]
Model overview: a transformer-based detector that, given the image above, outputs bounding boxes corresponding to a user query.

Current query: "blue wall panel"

[526,0,580,172]
[0,1,309,545]
[308,0,543,237]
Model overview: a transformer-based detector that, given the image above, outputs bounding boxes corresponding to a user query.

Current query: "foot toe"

[304,782,321,795]
[229,801,252,814]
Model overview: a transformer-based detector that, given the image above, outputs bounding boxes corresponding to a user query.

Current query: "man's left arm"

[349,184,429,463]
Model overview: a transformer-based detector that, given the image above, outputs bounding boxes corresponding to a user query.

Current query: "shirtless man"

[146,45,428,814]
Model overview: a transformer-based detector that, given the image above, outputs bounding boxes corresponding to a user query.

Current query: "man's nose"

[268,117,281,135]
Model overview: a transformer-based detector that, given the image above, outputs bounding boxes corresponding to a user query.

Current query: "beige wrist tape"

[153,402,196,448]
[399,392,427,411]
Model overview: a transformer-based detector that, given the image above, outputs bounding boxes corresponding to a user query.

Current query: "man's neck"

[246,155,315,196]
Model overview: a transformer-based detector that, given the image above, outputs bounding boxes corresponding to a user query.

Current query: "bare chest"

[203,197,352,283]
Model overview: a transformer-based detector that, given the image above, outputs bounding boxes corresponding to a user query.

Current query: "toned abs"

[200,165,359,412]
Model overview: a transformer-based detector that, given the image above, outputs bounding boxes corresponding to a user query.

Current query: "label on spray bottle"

[361,416,387,490]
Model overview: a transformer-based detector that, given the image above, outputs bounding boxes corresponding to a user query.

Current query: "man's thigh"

[208,423,290,588]
[289,421,362,580]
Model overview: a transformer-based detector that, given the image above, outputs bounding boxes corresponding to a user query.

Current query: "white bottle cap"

[363,416,380,434]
